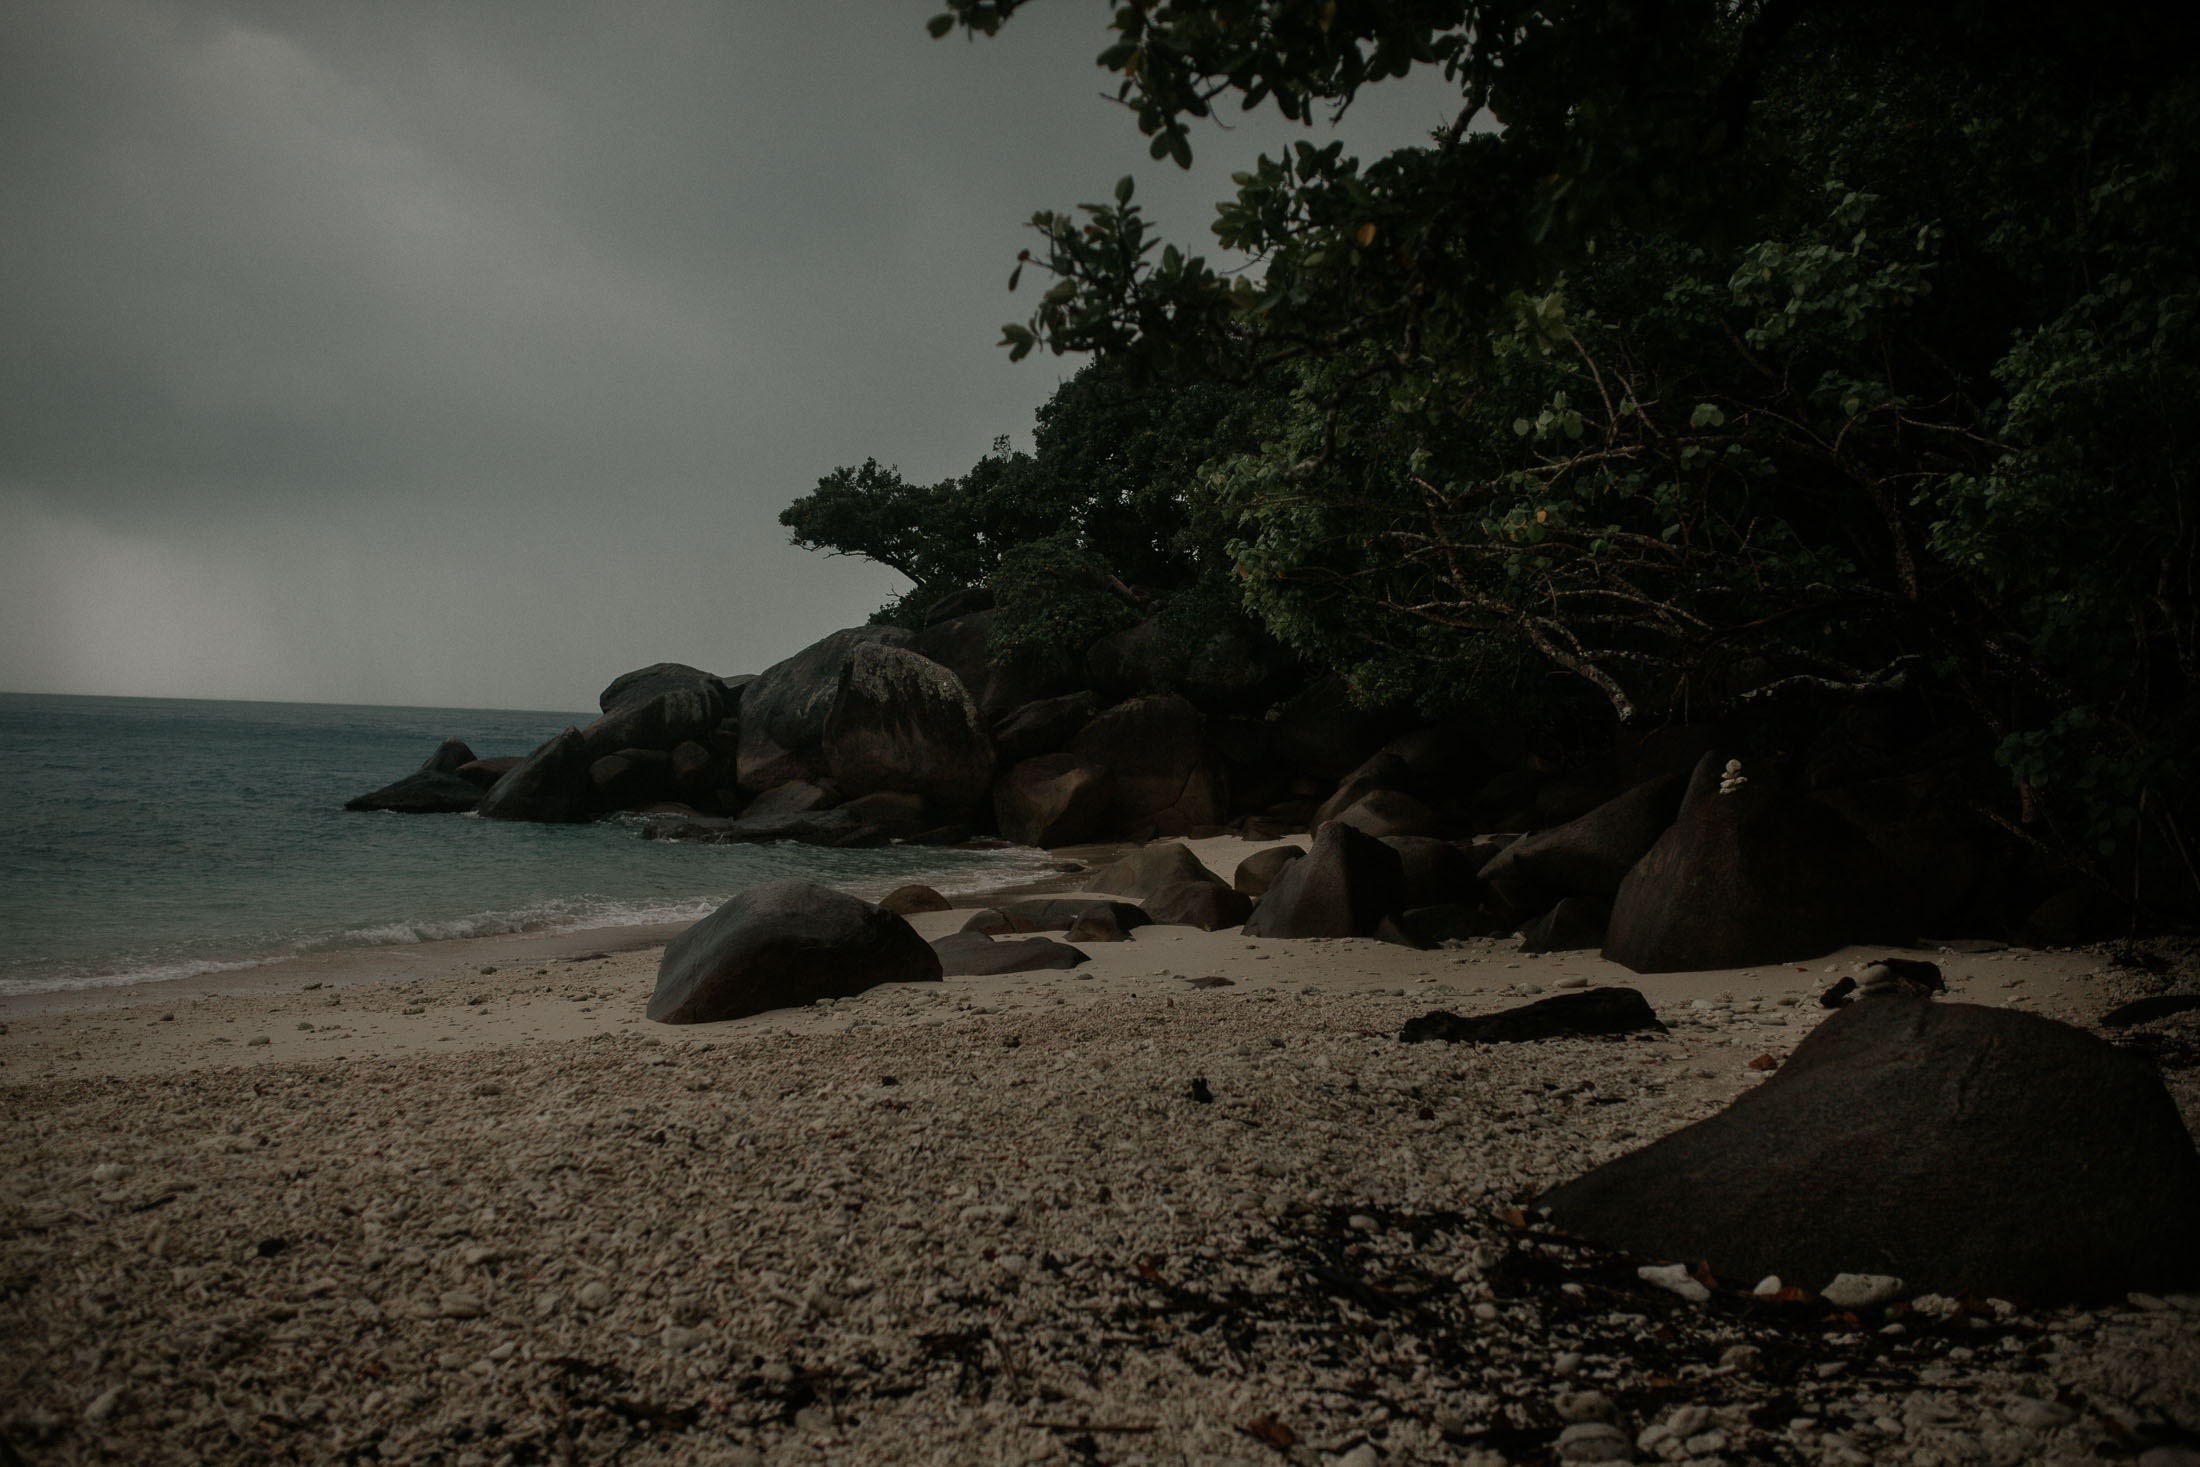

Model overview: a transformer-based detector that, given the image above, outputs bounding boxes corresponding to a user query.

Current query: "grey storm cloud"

[0,0,1459,709]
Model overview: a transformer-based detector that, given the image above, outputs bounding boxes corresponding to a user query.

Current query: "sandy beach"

[4,836,2197,1467]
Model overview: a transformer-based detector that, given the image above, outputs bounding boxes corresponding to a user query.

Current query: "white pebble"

[1821,1273,1904,1310]
[1637,1262,1709,1303]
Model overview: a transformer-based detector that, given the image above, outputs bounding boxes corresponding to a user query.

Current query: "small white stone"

[661,1325,704,1351]
[575,1280,612,1310]
[1637,1262,1710,1303]
[90,1162,133,1184]
[1555,976,1588,989]
[1553,1350,1584,1377]
[1333,1445,1379,1467]
[84,1386,123,1424]
[1752,1275,1783,1296]
[1556,1390,1615,1423]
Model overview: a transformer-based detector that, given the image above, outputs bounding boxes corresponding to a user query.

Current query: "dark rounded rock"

[476,728,595,823]
[647,879,939,1023]
[1070,694,1222,839]
[1382,836,1480,909]
[1144,881,1254,931]
[1085,842,1226,900]
[1537,1000,2200,1304]
[598,662,721,714]
[1519,895,1613,954]
[420,736,479,774]
[991,691,1105,766]
[880,884,953,916]
[994,754,1114,848]
[740,780,841,822]
[1233,845,1306,898]
[1482,770,1689,899]
[959,908,1012,936]
[588,749,674,811]
[837,790,931,841]
[823,641,995,815]
[1391,903,1491,945]
[930,931,1089,975]
[1241,822,1408,939]
[1325,788,1437,839]
[455,756,521,790]
[1064,902,1145,942]
[994,898,1148,935]
[344,769,483,814]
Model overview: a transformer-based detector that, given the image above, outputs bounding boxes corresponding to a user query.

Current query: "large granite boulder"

[738,626,915,793]
[1603,756,1899,972]
[648,880,940,1023]
[598,662,727,714]
[345,768,483,813]
[931,931,1090,975]
[740,780,840,821]
[1481,770,1689,899]
[970,898,1149,935]
[476,728,595,823]
[822,641,995,815]
[1242,822,1408,939]
[993,754,1114,848]
[1325,788,1438,839]
[1382,836,1481,910]
[1402,987,1663,1044]
[1145,881,1254,931]
[992,691,1104,766]
[1085,843,1226,900]
[456,756,521,790]
[1519,895,1613,953]
[1538,1000,2200,1304]
[1070,694,1222,838]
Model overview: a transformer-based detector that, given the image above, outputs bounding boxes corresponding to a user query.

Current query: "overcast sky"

[0,1,1460,712]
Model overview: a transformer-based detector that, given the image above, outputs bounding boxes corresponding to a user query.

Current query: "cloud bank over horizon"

[0,0,1459,710]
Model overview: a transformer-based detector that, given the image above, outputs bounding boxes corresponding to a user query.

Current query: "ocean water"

[0,692,1054,995]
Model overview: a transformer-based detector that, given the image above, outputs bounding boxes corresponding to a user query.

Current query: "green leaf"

[1689,402,1727,429]
[925,13,954,39]
[1114,175,1135,206]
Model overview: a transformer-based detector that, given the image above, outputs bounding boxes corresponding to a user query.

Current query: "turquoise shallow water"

[0,693,1050,994]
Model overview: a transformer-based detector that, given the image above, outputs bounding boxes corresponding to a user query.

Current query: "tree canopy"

[785,0,2196,915]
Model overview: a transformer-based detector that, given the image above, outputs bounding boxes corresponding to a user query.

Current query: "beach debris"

[1399,987,1663,1044]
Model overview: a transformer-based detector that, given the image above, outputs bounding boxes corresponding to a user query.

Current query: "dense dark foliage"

[789,1,2197,919]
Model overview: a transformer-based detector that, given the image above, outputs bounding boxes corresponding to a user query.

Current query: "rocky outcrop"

[476,728,595,823]
[880,884,952,915]
[822,642,995,816]
[1242,822,1407,939]
[1537,1000,2200,1304]
[1603,761,1900,972]
[1519,895,1612,953]
[993,754,1113,848]
[1070,694,1222,839]
[1382,837,1480,910]
[647,879,939,1023]
[1323,788,1437,840]
[738,627,915,793]
[580,681,732,760]
[587,749,673,811]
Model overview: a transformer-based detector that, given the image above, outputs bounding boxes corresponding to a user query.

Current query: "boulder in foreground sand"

[648,879,939,1023]
[1538,999,2200,1304]
[476,727,594,823]
[1401,987,1662,1044]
